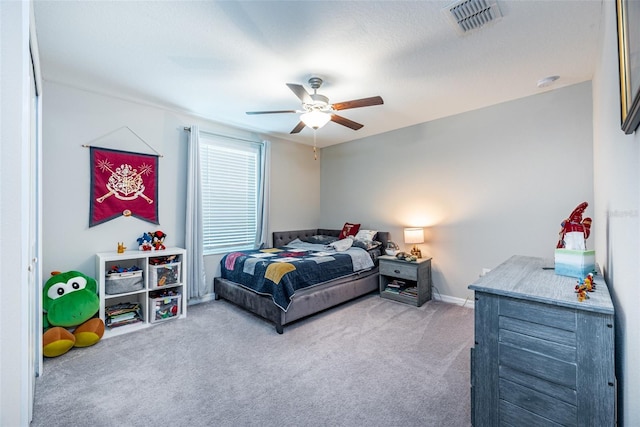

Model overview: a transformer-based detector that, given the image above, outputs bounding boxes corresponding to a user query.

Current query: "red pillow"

[339,222,361,239]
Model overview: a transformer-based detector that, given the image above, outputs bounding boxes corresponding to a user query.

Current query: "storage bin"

[105,270,144,295]
[149,261,181,288]
[149,294,181,323]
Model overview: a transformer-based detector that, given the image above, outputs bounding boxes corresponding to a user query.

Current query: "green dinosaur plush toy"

[42,271,104,358]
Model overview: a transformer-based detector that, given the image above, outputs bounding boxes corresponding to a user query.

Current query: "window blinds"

[199,135,263,254]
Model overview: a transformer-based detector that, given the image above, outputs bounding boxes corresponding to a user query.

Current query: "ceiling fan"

[246,77,384,134]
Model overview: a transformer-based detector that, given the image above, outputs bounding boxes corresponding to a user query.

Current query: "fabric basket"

[105,270,144,295]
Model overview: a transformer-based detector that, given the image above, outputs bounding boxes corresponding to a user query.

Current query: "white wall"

[41,82,320,298]
[321,82,594,302]
[0,1,34,425]
[592,1,640,424]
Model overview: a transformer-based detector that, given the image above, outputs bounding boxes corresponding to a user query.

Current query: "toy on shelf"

[150,230,166,250]
[108,265,141,274]
[136,230,167,251]
[42,271,105,358]
[117,242,126,253]
[149,254,178,265]
[137,232,153,251]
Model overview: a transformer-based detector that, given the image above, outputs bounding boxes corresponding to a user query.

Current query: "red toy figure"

[150,230,167,251]
[583,273,596,292]
[556,202,592,249]
[575,273,596,302]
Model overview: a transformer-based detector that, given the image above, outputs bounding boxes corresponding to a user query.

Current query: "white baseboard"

[187,293,217,306]
[432,291,475,309]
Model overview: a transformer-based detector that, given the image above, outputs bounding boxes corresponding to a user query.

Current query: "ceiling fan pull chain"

[313,130,317,161]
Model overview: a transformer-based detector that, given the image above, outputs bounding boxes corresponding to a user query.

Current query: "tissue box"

[554,249,595,278]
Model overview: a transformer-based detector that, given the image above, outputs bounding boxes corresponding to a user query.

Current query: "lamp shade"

[404,227,424,244]
[300,111,331,129]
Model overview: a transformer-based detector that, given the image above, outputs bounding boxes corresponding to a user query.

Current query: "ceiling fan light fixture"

[301,111,331,129]
[246,78,381,133]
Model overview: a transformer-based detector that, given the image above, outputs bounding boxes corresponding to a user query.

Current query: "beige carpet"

[32,293,474,426]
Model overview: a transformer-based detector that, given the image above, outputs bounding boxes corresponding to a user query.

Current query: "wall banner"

[90,147,159,227]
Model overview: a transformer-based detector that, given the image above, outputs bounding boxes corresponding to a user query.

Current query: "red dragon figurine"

[556,202,592,249]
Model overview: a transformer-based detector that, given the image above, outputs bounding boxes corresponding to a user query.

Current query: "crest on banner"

[90,147,159,227]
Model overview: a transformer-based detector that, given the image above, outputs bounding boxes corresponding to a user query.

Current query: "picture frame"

[616,0,640,134]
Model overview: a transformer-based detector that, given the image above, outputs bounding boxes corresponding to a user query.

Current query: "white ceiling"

[33,0,604,148]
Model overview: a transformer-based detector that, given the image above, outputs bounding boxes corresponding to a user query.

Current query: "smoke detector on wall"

[443,0,503,35]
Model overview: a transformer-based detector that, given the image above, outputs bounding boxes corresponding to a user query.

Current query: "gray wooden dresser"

[468,255,615,426]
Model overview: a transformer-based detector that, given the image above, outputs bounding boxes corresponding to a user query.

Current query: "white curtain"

[257,140,271,248]
[185,125,207,299]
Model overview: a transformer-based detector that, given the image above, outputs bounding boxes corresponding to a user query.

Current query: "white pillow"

[330,237,354,252]
[354,229,377,242]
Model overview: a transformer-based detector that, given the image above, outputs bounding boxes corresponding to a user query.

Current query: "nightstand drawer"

[380,261,418,281]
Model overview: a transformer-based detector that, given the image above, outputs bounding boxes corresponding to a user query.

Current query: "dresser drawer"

[499,297,576,331]
[499,343,577,388]
[499,379,577,426]
[379,261,418,281]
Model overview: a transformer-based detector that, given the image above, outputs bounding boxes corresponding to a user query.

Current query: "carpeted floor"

[32,294,474,427]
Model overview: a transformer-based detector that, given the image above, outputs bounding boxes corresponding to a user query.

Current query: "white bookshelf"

[95,247,187,338]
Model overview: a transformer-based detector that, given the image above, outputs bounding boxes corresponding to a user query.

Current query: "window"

[199,134,265,255]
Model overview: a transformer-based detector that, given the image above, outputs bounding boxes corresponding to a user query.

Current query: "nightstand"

[378,255,432,306]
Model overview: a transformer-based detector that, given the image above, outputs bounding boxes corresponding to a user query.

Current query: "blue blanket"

[220,241,374,311]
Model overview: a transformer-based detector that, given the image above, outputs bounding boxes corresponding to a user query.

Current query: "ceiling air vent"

[443,0,502,34]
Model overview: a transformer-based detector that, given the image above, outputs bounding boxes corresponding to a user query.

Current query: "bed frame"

[214,229,390,334]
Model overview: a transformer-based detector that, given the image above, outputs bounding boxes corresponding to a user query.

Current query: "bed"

[214,228,390,333]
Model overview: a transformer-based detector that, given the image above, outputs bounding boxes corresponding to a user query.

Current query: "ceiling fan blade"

[286,83,312,104]
[246,110,298,115]
[331,96,384,111]
[290,121,306,134]
[331,114,364,130]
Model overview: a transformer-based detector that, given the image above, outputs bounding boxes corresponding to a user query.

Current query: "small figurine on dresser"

[575,273,596,302]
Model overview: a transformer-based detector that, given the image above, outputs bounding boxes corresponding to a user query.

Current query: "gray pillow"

[302,234,339,245]
[352,240,383,251]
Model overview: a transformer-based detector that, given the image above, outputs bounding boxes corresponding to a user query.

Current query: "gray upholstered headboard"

[272,229,390,248]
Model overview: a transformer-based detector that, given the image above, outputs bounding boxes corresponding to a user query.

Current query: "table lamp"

[404,227,424,258]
